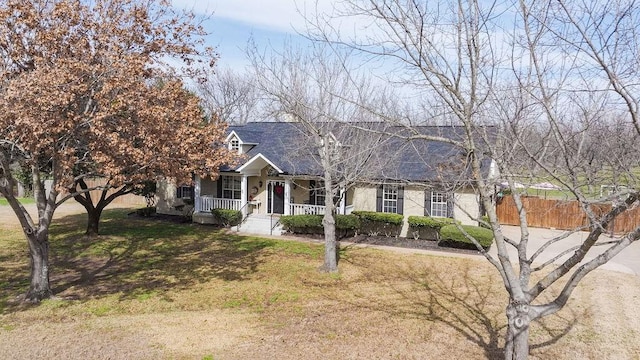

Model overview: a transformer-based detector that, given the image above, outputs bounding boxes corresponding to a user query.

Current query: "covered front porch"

[192,169,353,224]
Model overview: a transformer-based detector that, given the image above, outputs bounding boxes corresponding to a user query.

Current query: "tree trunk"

[320,137,339,273]
[85,205,103,236]
[25,231,52,302]
[322,210,338,272]
[72,179,126,237]
[504,302,531,360]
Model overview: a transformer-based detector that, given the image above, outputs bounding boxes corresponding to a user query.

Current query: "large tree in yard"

[66,79,231,237]
[309,0,640,359]
[0,0,235,301]
[249,44,391,272]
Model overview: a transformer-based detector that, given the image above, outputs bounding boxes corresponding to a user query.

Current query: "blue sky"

[171,0,332,72]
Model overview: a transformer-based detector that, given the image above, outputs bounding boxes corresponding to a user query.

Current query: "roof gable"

[225,130,240,143]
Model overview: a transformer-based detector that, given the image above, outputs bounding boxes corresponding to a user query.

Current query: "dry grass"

[1,206,640,359]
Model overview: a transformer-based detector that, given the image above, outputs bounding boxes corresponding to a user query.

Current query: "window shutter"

[216,177,223,198]
[309,180,316,205]
[376,185,383,212]
[397,186,404,215]
[446,193,454,218]
[424,191,432,216]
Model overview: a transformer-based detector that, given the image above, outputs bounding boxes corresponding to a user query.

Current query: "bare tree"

[249,43,390,272]
[307,0,640,358]
[197,67,260,124]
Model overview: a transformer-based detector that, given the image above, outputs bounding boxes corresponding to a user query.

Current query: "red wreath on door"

[274,184,284,195]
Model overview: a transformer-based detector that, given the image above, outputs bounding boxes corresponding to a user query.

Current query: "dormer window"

[229,137,240,153]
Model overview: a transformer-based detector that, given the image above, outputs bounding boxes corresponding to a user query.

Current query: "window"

[377,184,403,214]
[309,180,344,207]
[382,184,398,213]
[230,138,240,152]
[314,182,326,206]
[176,185,194,199]
[222,175,241,199]
[431,192,448,218]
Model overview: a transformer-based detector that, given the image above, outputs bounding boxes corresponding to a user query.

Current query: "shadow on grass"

[1,208,281,312]
[340,255,577,359]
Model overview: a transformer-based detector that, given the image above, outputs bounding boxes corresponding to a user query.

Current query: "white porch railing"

[342,205,354,215]
[289,203,326,215]
[198,196,242,212]
[289,203,355,215]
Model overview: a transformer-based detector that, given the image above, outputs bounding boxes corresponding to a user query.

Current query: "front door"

[268,181,285,214]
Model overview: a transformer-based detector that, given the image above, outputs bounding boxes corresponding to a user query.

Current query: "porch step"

[232,214,284,236]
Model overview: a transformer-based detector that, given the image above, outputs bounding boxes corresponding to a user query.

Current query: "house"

[156,121,498,236]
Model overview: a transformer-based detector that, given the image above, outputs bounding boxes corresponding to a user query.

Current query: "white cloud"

[172,0,335,33]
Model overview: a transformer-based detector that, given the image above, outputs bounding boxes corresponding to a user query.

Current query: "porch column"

[284,179,291,215]
[194,176,202,213]
[339,187,346,214]
[241,175,248,217]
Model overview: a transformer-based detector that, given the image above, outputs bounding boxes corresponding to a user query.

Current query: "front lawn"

[0,197,35,206]
[0,207,638,359]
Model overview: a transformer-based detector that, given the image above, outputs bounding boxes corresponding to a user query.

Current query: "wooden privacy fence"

[74,178,146,207]
[495,196,640,234]
[3,178,147,207]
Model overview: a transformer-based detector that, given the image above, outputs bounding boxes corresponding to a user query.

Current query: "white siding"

[453,191,480,225]
[400,186,425,237]
[352,185,377,212]
[156,180,183,215]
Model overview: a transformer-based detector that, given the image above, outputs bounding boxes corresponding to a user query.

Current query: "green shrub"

[407,216,456,240]
[352,211,403,237]
[211,208,242,227]
[280,214,360,238]
[479,215,491,229]
[408,216,459,230]
[135,206,156,217]
[352,211,404,224]
[336,214,361,231]
[280,215,323,234]
[438,224,494,250]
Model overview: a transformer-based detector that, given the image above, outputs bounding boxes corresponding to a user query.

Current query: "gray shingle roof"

[228,122,321,174]
[225,122,494,182]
